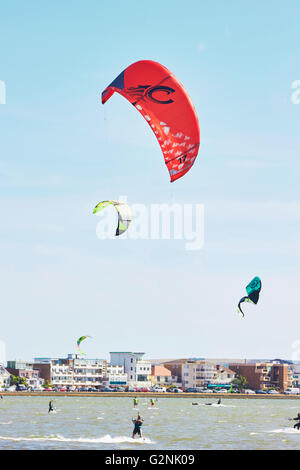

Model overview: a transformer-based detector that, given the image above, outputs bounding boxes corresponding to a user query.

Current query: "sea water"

[0,396,299,450]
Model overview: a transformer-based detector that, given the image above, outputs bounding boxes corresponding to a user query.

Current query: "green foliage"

[43,380,52,388]
[10,374,28,386]
[232,375,248,392]
[166,383,178,389]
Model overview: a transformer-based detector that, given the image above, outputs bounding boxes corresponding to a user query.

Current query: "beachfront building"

[292,364,300,387]
[229,361,293,392]
[72,356,105,388]
[214,365,236,385]
[110,352,151,388]
[0,364,10,389]
[163,359,235,389]
[161,359,187,384]
[6,361,44,389]
[104,364,127,387]
[149,365,180,387]
[33,355,106,389]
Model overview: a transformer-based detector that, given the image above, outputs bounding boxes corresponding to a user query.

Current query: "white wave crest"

[0,434,154,444]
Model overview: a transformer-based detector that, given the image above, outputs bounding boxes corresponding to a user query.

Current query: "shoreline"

[1,392,300,399]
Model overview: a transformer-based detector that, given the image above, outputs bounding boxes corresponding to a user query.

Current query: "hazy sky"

[0,0,300,362]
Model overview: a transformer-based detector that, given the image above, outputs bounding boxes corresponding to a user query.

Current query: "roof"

[151,365,172,377]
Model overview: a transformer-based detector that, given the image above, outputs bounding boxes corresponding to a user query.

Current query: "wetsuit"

[293,416,300,429]
[48,401,54,413]
[132,418,143,437]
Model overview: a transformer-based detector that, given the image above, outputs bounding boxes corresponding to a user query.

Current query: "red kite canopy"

[102,60,200,182]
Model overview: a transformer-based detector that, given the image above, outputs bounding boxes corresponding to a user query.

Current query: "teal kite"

[237,276,262,318]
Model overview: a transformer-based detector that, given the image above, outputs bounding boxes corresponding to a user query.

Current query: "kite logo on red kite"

[126,85,175,105]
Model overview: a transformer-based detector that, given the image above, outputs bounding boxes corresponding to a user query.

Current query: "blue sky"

[0,0,300,361]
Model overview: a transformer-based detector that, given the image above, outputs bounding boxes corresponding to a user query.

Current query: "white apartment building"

[105,364,127,387]
[34,355,106,389]
[110,352,151,387]
[72,357,105,388]
[182,360,234,388]
[0,365,10,389]
[292,364,300,387]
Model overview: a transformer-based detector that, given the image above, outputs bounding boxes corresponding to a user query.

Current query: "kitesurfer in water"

[132,414,144,439]
[206,398,221,406]
[133,397,138,408]
[150,398,155,407]
[48,400,54,413]
[292,413,300,430]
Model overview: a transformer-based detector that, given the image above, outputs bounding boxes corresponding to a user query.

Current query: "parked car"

[284,388,300,395]
[113,387,125,392]
[101,387,114,392]
[151,386,167,392]
[267,390,280,394]
[244,389,256,394]
[255,390,268,394]
[16,385,28,391]
[184,387,202,393]
[126,387,136,392]
[42,387,53,391]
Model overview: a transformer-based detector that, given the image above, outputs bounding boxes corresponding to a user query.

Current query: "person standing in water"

[150,398,155,407]
[133,397,138,408]
[132,414,144,439]
[48,400,54,413]
[292,412,300,430]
